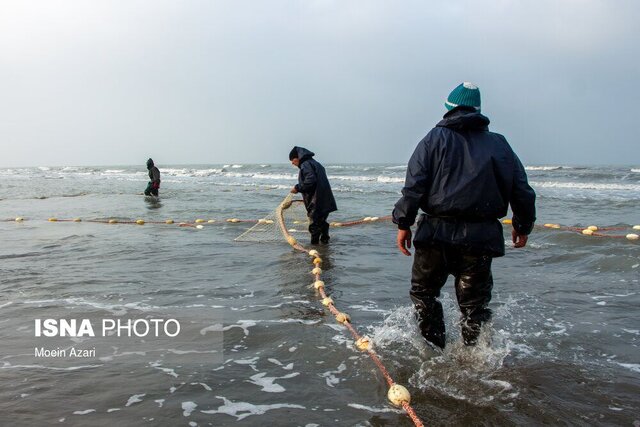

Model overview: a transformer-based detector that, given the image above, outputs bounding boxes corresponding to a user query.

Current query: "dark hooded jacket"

[146,159,161,188]
[392,107,536,257]
[292,147,337,220]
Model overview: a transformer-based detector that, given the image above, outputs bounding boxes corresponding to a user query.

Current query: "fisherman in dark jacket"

[144,158,161,197]
[289,146,337,244]
[393,82,536,348]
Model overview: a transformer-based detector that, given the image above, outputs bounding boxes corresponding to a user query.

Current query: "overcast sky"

[1,0,638,167]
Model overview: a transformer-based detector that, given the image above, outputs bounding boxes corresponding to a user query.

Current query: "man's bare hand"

[397,229,412,256]
[290,186,298,194]
[512,229,528,248]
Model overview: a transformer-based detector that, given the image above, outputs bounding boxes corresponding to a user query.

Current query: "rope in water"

[276,196,425,427]
[4,216,640,240]
[503,219,640,240]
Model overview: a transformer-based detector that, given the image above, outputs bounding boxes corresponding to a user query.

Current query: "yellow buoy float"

[633,225,640,230]
[313,257,322,265]
[502,218,513,224]
[48,218,57,222]
[321,297,333,307]
[626,233,639,241]
[355,336,372,351]
[387,384,411,406]
[308,250,319,257]
[195,219,205,223]
[587,225,598,231]
[15,217,24,222]
[108,219,117,224]
[136,219,145,225]
[335,312,350,324]
[311,267,322,275]
[286,236,297,246]
[165,219,174,224]
[313,280,325,290]
[73,218,81,222]
[582,229,594,235]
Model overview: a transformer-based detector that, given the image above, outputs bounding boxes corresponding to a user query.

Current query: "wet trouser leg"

[309,215,329,244]
[320,218,330,243]
[453,253,493,346]
[410,245,449,348]
[144,182,153,196]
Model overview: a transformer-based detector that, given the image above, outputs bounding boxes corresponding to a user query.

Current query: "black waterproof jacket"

[148,167,160,185]
[146,159,161,187]
[292,147,337,221]
[392,107,536,257]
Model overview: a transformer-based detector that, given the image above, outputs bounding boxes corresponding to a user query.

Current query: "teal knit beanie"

[445,82,481,111]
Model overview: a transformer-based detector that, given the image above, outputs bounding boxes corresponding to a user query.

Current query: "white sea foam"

[321,363,347,387]
[326,174,403,184]
[616,362,640,373]
[150,362,179,378]
[191,382,212,391]
[630,168,640,173]
[530,180,640,192]
[200,320,257,337]
[347,403,404,414]
[125,394,145,407]
[233,357,259,366]
[267,358,294,370]
[72,409,95,415]
[247,372,300,392]
[525,166,567,171]
[182,401,197,416]
[376,175,404,183]
[200,396,305,420]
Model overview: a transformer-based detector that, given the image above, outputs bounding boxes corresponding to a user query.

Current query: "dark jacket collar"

[436,107,490,131]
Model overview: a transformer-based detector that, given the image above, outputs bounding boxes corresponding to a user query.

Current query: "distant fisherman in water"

[144,158,161,197]
[289,146,337,244]
[393,82,536,349]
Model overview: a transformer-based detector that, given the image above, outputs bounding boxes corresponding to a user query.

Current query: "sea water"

[0,164,638,426]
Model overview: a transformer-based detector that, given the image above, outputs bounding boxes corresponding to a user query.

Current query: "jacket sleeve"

[295,162,317,193]
[392,136,431,230]
[510,153,536,235]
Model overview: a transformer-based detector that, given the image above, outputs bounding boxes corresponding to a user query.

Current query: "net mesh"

[234,194,310,242]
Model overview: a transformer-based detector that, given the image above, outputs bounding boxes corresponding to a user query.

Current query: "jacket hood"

[436,107,490,131]
[146,158,154,169]
[291,146,315,162]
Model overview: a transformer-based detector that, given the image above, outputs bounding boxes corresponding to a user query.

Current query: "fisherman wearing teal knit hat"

[392,81,536,350]
[445,82,481,111]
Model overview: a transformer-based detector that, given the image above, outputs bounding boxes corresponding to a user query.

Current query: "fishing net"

[234,194,310,243]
